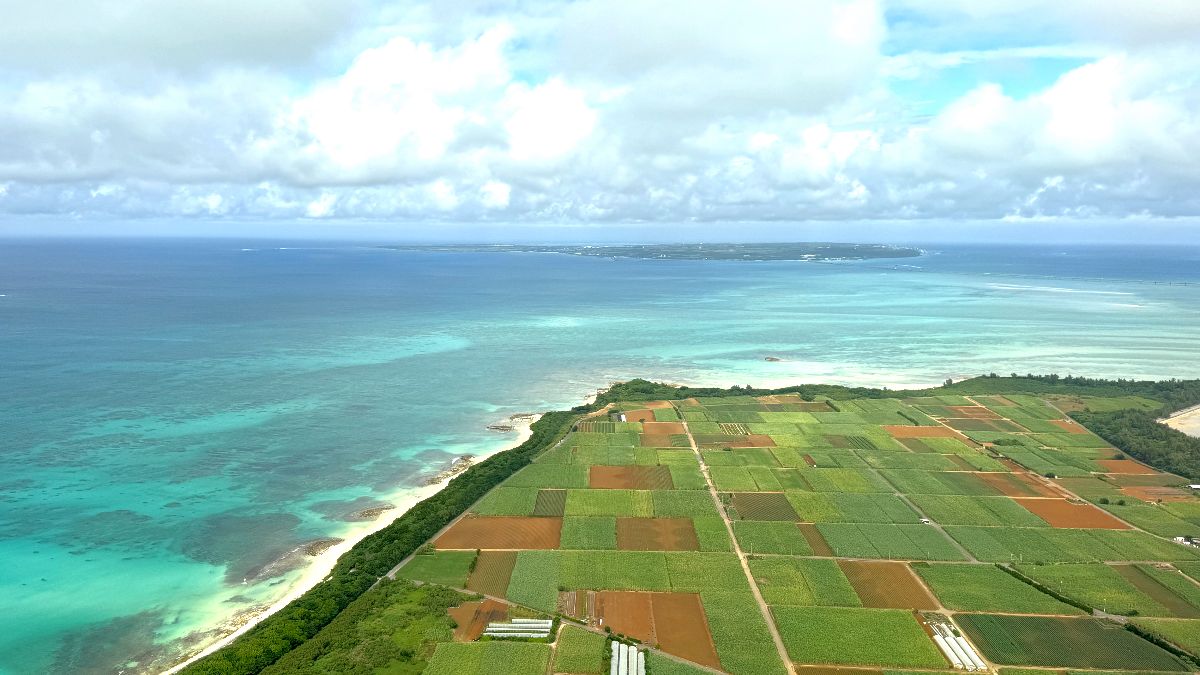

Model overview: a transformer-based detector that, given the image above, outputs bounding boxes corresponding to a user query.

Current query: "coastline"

[160,370,949,673]
[1163,405,1200,438]
[163,414,542,674]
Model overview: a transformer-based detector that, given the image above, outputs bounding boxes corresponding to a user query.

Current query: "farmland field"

[425,642,552,675]
[955,614,1189,670]
[914,563,1083,614]
[772,606,947,668]
[355,388,1200,675]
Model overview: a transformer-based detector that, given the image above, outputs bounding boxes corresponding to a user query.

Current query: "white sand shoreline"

[1163,404,1200,438]
[163,414,541,674]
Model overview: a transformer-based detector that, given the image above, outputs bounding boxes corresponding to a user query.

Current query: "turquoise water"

[2,240,1199,673]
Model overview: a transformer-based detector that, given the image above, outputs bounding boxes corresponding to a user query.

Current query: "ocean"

[2,239,1199,673]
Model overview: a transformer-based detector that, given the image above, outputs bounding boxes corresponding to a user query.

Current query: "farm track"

[675,400,798,675]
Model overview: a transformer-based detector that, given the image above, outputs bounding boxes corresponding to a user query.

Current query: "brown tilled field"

[948,405,1001,419]
[642,400,675,409]
[1121,485,1193,502]
[977,471,1061,498]
[466,550,517,597]
[1013,498,1131,529]
[837,561,939,610]
[1049,419,1089,433]
[596,591,654,642]
[798,523,834,555]
[615,517,699,551]
[449,598,509,641]
[1098,459,1158,475]
[642,421,686,435]
[651,592,722,669]
[622,409,658,423]
[589,465,674,490]
[883,426,961,439]
[435,515,562,549]
[640,433,673,447]
[595,592,720,669]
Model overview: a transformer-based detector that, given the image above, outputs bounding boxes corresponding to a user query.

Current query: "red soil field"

[466,550,517,597]
[616,517,699,551]
[642,421,687,435]
[1013,498,1131,529]
[948,405,1001,419]
[798,523,834,555]
[435,515,562,549]
[1049,419,1089,434]
[595,592,720,669]
[883,425,961,439]
[589,465,674,490]
[595,591,654,642]
[1098,459,1158,475]
[1122,485,1193,502]
[642,400,675,409]
[449,598,509,641]
[651,592,722,669]
[837,561,939,610]
[622,409,658,423]
[977,471,1061,498]
[803,454,818,467]
[640,433,675,447]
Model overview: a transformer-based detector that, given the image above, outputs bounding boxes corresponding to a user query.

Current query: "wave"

[985,282,1135,296]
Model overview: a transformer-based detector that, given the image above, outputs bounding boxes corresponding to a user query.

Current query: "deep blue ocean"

[2,239,1199,673]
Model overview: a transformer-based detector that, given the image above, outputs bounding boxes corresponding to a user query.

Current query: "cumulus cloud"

[0,0,1198,226]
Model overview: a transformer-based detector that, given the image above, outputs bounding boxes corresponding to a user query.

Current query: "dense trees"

[1074,409,1200,483]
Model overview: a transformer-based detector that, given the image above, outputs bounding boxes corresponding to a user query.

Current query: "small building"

[1187,484,1200,490]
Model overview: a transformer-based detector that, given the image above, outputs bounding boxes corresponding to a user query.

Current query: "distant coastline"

[380,242,923,262]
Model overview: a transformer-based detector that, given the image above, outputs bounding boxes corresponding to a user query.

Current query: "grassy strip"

[182,410,578,675]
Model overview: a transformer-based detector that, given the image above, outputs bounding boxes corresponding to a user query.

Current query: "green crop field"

[907,494,1048,527]
[750,557,860,606]
[560,516,617,549]
[425,642,552,675]
[955,614,1189,670]
[701,589,788,674]
[506,550,560,612]
[565,489,654,516]
[817,523,965,560]
[1132,617,1200,656]
[773,606,946,668]
[733,521,813,555]
[913,563,1083,614]
[652,490,718,517]
[694,516,733,551]
[553,626,607,674]
[473,487,538,515]
[1016,564,1175,616]
[945,527,1200,563]
[394,550,475,588]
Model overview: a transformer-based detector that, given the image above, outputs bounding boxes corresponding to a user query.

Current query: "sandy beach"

[163,414,541,674]
[1163,405,1200,438]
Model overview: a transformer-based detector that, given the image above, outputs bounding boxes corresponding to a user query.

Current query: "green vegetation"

[1131,618,1200,658]
[816,523,964,560]
[1075,409,1200,482]
[393,550,475,588]
[259,579,463,674]
[750,557,860,606]
[773,607,946,668]
[914,564,1083,614]
[955,614,1189,670]
[191,375,1200,674]
[733,521,813,555]
[553,626,607,674]
[560,516,616,550]
[424,641,552,675]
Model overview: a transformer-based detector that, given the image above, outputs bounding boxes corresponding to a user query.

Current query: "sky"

[1,0,1199,241]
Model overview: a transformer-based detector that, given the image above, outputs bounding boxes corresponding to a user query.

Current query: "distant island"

[382,242,922,261]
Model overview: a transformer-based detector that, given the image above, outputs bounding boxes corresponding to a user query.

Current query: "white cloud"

[0,0,1198,226]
